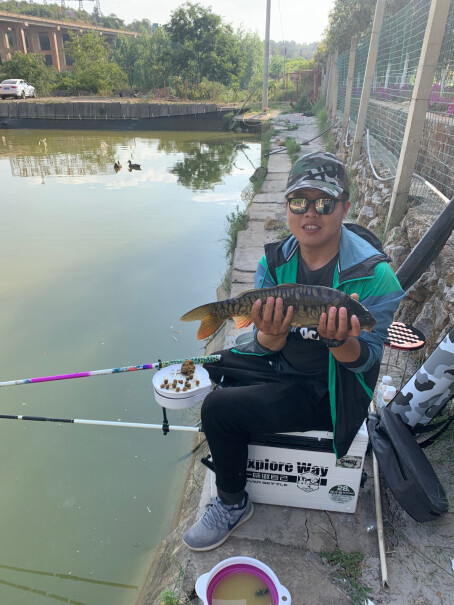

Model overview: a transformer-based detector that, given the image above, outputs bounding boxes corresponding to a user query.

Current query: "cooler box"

[210,422,368,513]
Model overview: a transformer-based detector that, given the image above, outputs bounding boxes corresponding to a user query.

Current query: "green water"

[0,129,261,605]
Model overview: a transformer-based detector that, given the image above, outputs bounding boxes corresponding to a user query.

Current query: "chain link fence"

[336,0,454,223]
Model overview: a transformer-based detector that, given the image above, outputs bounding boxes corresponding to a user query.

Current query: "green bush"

[285,136,301,164]
[293,92,313,115]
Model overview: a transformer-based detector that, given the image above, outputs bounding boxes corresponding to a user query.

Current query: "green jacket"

[236,224,405,457]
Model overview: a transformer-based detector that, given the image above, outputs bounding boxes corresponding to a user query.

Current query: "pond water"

[0,129,261,605]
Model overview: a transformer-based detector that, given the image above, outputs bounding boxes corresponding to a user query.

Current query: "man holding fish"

[182,151,405,551]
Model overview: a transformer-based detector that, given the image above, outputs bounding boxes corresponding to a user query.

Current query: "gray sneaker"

[183,493,254,551]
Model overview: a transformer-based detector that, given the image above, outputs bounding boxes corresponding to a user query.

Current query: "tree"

[165,2,245,90]
[114,35,143,89]
[316,0,410,61]
[237,29,263,90]
[286,57,315,73]
[97,13,125,30]
[269,53,285,80]
[270,40,318,60]
[113,28,173,91]
[63,31,126,93]
[137,27,173,90]
[0,51,57,93]
[126,19,154,35]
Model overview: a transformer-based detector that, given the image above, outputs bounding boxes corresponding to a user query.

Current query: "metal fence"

[335,0,454,223]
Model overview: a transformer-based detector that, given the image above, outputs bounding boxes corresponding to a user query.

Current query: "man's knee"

[201,388,241,430]
[201,389,224,424]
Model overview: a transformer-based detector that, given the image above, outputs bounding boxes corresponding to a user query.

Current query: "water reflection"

[0,131,256,186]
[170,141,254,191]
[0,129,261,605]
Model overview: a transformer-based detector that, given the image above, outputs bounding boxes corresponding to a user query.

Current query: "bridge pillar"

[55,30,67,71]
[29,29,41,53]
[0,25,11,63]
[49,30,61,71]
[16,25,27,53]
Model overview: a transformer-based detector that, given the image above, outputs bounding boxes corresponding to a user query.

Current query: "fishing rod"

[0,354,221,388]
[0,413,202,433]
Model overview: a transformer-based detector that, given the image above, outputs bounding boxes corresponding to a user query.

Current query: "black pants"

[202,350,333,505]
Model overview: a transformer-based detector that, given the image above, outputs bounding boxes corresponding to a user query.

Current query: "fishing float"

[0,354,221,388]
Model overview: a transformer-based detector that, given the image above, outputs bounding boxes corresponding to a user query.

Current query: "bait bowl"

[195,556,291,604]
[152,364,212,409]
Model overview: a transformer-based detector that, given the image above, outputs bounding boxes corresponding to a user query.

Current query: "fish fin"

[233,316,253,329]
[197,316,225,340]
[180,303,214,322]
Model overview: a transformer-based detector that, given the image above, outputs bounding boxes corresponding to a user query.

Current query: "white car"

[0,79,36,99]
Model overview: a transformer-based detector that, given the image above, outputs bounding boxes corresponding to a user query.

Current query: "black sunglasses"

[286,197,341,215]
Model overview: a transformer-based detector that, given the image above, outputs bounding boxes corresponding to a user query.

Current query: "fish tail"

[180,303,226,340]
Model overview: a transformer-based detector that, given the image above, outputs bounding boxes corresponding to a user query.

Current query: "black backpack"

[367,406,448,523]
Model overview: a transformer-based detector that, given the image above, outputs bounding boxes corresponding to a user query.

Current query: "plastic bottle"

[382,385,397,406]
[376,375,393,408]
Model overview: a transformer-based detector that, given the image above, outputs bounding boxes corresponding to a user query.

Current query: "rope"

[365,129,395,182]
[299,121,338,145]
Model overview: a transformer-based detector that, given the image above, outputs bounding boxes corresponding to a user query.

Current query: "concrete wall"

[0,101,220,121]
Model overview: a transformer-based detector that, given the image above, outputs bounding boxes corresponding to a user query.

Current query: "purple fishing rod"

[0,355,221,388]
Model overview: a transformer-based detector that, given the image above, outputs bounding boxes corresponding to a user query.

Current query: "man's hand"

[317,293,361,360]
[251,297,293,351]
[251,296,293,335]
[317,293,361,341]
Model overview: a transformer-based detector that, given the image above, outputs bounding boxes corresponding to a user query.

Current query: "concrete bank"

[0,101,233,130]
[136,113,454,605]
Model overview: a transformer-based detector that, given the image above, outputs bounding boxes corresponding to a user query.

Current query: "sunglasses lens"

[314,199,336,214]
[288,198,309,213]
[287,197,337,214]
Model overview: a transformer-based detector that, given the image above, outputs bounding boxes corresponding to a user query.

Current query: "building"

[0,10,137,71]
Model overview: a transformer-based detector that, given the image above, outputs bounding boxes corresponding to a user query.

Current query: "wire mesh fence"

[335,0,454,226]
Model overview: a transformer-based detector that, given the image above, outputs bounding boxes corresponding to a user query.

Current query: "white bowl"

[152,364,212,409]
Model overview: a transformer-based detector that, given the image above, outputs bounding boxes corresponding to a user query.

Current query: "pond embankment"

[0,100,235,130]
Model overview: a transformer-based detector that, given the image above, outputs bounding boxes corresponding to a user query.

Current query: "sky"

[93,0,335,44]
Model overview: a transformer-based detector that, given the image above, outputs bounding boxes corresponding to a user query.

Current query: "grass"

[285,136,301,164]
[158,556,197,605]
[159,588,180,605]
[345,166,359,219]
[320,548,373,605]
[223,205,249,263]
[314,98,336,153]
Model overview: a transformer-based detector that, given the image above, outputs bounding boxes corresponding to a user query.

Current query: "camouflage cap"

[284,151,350,201]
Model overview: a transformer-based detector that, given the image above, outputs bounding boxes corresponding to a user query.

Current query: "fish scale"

[180,284,377,340]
